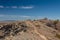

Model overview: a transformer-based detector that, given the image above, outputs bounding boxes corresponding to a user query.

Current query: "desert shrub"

[0,24,13,39]
[0,24,21,38]
[43,17,48,20]
[33,19,36,21]
[0,36,4,39]
[20,24,27,32]
[46,23,52,27]
[0,23,28,39]
[55,34,60,39]
[53,19,59,29]
[53,19,59,25]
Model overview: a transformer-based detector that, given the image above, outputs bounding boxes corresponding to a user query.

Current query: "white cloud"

[0,6,4,8]
[20,16,30,18]
[0,5,34,9]
[0,15,30,18]
[21,6,34,9]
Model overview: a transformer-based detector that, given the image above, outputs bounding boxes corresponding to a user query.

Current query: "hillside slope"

[0,20,60,40]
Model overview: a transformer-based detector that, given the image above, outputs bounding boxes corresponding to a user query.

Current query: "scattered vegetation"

[46,23,53,27]
[53,19,59,25]
[0,23,28,39]
[20,24,27,32]
[53,19,59,29]
[43,17,48,20]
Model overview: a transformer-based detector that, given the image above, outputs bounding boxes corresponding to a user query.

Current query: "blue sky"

[0,0,60,20]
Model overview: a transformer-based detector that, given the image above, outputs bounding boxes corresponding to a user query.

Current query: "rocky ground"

[0,19,60,40]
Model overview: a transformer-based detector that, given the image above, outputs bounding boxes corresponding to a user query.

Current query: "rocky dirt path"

[26,21,48,40]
